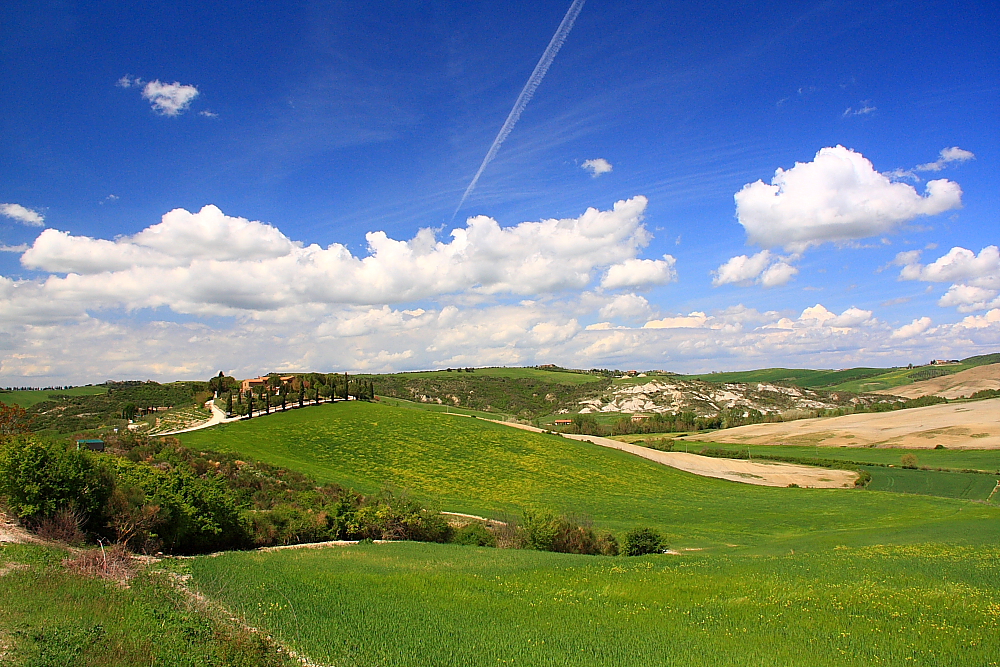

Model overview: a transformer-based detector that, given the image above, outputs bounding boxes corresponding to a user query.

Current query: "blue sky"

[1,0,997,384]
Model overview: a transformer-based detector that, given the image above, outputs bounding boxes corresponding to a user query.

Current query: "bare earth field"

[875,362,1000,399]
[683,397,1000,449]
[501,422,856,488]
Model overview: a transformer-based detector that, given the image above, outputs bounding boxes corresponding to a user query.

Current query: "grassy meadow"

[0,385,107,408]
[0,543,291,666]
[187,540,1000,667]
[179,401,1000,551]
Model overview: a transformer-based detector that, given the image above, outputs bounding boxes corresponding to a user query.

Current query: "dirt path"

[499,422,857,488]
[875,363,1000,399]
[684,397,1000,449]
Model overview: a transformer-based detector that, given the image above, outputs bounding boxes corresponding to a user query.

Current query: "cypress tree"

[226,392,233,416]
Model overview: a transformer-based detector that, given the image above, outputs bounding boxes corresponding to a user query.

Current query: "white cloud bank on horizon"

[895,245,1000,312]
[119,75,200,116]
[2,196,997,385]
[2,297,998,386]
[0,203,45,227]
[7,196,676,323]
[713,145,966,288]
[581,158,613,177]
[0,293,1000,385]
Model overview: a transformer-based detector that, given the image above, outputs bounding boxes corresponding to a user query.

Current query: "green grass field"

[862,465,999,500]
[0,385,107,408]
[179,401,1000,551]
[0,543,291,666]
[186,540,1000,667]
[376,395,512,420]
[672,441,1000,473]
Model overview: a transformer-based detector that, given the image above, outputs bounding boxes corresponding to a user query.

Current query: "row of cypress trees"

[220,372,375,418]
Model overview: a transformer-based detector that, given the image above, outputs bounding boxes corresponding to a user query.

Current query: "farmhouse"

[241,375,295,392]
[553,419,574,425]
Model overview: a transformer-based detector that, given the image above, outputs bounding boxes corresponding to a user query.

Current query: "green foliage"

[970,388,1000,399]
[106,457,249,553]
[901,453,919,469]
[517,511,614,555]
[452,522,497,547]
[0,437,113,527]
[621,527,664,556]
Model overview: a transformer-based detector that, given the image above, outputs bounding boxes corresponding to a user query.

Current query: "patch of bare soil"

[500,422,856,488]
[685,397,1000,449]
[875,363,1000,399]
[0,512,35,545]
[0,562,29,577]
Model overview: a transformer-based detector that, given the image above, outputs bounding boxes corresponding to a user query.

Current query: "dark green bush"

[517,511,614,555]
[0,436,113,530]
[452,522,497,547]
[621,527,664,556]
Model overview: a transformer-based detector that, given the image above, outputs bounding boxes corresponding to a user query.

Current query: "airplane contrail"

[452,0,586,221]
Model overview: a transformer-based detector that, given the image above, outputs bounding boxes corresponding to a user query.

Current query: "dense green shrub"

[0,436,113,530]
[517,510,615,555]
[452,522,497,547]
[107,457,250,553]
[621,527,664,556]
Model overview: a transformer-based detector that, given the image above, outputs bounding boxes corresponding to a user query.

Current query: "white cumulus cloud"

[712,250,799,288]
[896,246,1000,312]
[600,255,677,290]
[581,158,613,177]
[734,145,963,252]
[891,317,932,339]
[6,197,659,323]
[598,293,652,321]
[139,79,200,116]
[916,147,975,172]
[0,203,45,227]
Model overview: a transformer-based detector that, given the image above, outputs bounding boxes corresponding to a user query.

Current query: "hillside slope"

[178,401,1000,549]
[873,363,1000,399]
[683,397,1000,449]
